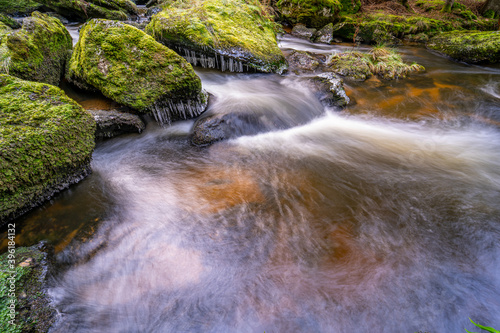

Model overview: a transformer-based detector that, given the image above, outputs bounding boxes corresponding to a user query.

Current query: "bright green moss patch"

[67,19,207,123]
[36,0,138,22]
[327,46,424,80]
[428,30,500,63]
[0,12,72,86]
[277,0,342,28]
[146,0,287,73]
[0,74,95,222]
[0,245,56,332]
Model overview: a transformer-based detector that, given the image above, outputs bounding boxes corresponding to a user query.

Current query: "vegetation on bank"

[0,244,56,332]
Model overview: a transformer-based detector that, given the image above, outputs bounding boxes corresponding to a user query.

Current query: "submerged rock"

[0,75,95,223]
[0,243,57,332]
[36,0,139,22]
[0,12,72,86]
[90,108,145,139]
[67,19,207,125]
[427,30,500,64]
[146,0,287,74]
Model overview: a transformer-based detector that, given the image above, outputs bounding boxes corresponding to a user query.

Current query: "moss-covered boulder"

[145,0,287,74]
[427,30,500,64]
[0,75,95,223]
[0,0,43,16]
[67,19,208,125]
[0,243,57,332]
[35,0,138,22]
[276,0,341,28]
[0,12,72,86]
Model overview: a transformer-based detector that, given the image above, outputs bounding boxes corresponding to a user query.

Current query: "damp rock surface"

[0,74,95,223]
[67,19,207,125]
[145,0,287,74]
[90,109,146,139]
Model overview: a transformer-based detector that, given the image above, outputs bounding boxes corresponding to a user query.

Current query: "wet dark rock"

[285,50,321,74]
[291,23,317,40]
[0,243,57,332]
[90,109,146,139]
[314,23,334,44]
[191,113,267,146]
[301,73,350,108]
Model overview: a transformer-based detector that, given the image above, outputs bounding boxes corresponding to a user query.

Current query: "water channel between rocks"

[2,35,500,332]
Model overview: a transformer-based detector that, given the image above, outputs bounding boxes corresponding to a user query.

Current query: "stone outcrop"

[35,0,139,22]
[0,75,95,223]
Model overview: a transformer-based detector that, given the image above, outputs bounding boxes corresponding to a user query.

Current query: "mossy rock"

[0,12,72,86]
[0,0,43,16]
[428,30,500,64]
[0,243,57,332]
[67,19,208,125]
[35,0,138,22]
[0,14,21,30]
[145,0,287,74]
[326,47,424,80]
[0,74,95,223]
[276,0,341,28]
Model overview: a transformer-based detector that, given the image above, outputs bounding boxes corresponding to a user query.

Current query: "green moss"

[0,245,56,332]
[146,0,286,73]
[428,30,500,64]
[0,0,42,16]
[67,19,205,113]
[277,0,342,28]
[35,0,138,22]
[0,14,20,30]
[339,0,360,14]
[0,12,72,86]
[331,12,496,45]
[326,46,424,80]
[0,75,95,222]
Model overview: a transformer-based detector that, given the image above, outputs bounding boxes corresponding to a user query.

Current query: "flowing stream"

[2,36,500,332]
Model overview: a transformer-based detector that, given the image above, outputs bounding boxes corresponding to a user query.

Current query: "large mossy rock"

[427,30,500,64]
[276,0,342,28]
[35,0,138,21]
[145,0,287,74]
[0,75,95,223]
[67,19,208,125]
[0,12,72,86]
[0,0,43,16]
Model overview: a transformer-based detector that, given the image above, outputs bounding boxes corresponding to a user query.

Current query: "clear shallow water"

[2,37,500,332]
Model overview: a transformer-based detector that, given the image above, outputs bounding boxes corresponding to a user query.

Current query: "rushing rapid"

[2,37,500,332]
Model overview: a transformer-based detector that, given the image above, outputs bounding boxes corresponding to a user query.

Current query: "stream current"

[2,36,500,332]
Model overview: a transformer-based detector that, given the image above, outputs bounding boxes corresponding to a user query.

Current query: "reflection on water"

[2,37,500,332]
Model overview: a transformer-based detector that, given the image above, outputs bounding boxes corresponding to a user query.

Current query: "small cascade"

[148,91,208,125]
[178,47,249,73]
